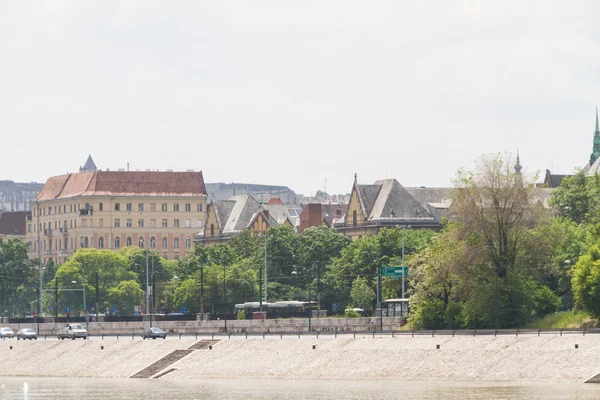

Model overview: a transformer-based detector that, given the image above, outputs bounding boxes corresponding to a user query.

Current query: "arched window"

[162,236,167,248]
[210,224,214,236]
[352,210,357,227]
[115,236,121,249]
[150,237,156,248]
[185,236,191,248]
[139,237,144,248]
[126,236,132,247]
[174,237,180,249]
[98,236,104,248]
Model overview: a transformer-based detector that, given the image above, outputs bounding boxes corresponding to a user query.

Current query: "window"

[173,204,180,212]
[150,237,156,248]
[210,224,214,237]
[207,204,210,213]
[115,237,121,248]
[185,219,191,228]
[352,210,357,227]
[115,219,121,228]
[185,237,191,248]
[98,236,104,248]
[63,205,67,213]
[174,219,180,227]
[99,203,103,211]
[162,203,167,212]
[64,238,67,249]
[162,236,167,248]
[48,207,51,215]
[127,219,132,227]
[151,203,156,212]
[139,237,144,248]
[99,218,104,227]
[138,203,144,212]
[196,219,203,228]
[138,219,144,228]
[185,204,191,212]
[70,204,73,212]
[126,236,132,246]
[82,219,87,227]
[115,203,120,211]
[126,203,132,212]
[27,224,32,232]
[151,219,156,227]
[174,237,180,248]
[162,219,167,228]
[197,203,203,212]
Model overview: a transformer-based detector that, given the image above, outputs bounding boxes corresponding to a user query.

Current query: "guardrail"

[3,328,600,341]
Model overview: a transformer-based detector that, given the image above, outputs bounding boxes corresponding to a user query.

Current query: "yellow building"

[26,170,207,264]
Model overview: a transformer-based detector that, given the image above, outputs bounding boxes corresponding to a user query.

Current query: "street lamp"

[398,225,411,299]
[71,280,86,315]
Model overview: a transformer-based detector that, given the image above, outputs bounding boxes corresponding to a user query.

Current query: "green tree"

[106,280,145,315]
[549,170,600,224]
[0,238,37,317]
[572,243,600,317]
[349,276,375,312]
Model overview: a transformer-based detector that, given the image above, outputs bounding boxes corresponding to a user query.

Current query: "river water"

[2,378,600,399]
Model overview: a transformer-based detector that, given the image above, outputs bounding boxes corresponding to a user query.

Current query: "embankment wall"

[2,335,600,383]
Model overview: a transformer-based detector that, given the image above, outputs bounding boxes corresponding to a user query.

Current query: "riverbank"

[2,335,600,383]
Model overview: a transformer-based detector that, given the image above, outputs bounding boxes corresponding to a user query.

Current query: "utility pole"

[401,227,405,299]
[95,272,99,320]
[316,262,321,310]
[145,249,149,316]
[378,263,382,332]
[200,266,204,315]
[152,256,156,315]
[264,232,268,304]
[54,277,58,318]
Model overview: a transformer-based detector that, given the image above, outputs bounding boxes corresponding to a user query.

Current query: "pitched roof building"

[198,195,300,246]
[27,170,207,264]
[335,175,444,240]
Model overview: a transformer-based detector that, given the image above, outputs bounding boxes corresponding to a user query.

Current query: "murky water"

[2,378,600,399]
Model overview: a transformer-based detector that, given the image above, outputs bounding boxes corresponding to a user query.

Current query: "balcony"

[60,227,68,234]
[44,229,53,236]
[79,209,93,216]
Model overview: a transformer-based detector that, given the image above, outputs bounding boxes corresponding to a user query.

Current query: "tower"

[514,149,522,175]
[79,155,97,172]
[590,108,600,165]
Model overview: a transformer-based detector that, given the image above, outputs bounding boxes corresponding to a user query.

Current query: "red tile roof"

[36,171,206,201]
[267,197,284,205]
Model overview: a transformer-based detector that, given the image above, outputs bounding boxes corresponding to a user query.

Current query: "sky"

[1,1,600,196]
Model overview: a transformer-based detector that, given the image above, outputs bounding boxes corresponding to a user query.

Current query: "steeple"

[80,155,97,172]
[514,149,522,175]
[590,108,600,165]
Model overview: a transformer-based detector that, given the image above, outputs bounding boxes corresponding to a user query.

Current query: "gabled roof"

[368,179,434,221]
[35,171,207,201]
[357,184,381,217]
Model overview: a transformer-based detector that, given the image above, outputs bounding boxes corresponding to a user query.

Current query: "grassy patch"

[523,311,599,329]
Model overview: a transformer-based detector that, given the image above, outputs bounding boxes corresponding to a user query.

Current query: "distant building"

[334,174,450,240]
[205,182,298,204]
[79,154,98,172]
[0,180,43,211]
[198,195,302,246]
[0,211,30,239]
[27,170,207,264]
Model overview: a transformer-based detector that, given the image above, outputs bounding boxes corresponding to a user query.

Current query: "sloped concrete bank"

[2,336,600,383]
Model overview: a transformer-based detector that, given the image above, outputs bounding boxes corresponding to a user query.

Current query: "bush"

[237,309,246,320]
[344,309,361,318]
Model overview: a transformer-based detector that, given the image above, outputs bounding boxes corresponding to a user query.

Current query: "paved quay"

[2,335,600,383]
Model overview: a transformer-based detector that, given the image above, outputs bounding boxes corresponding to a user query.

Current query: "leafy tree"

[0,238,37,317]
[106,280,144,315]
[549,170,600,224]
[572,243,600,317]
[349,277,375,312]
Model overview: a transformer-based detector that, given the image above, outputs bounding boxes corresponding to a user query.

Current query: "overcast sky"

[2,1,599,195]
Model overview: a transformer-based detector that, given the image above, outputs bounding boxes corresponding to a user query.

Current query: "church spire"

[590,108,600,165]
[515,149,522,174]
[80,154,97,172]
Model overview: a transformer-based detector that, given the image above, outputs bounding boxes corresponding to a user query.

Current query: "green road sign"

[381,266,408,279]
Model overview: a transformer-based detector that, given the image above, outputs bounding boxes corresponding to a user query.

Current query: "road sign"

[84,304,87,310]
[66,307,70,313]
[110,305,116,314]
[179,306,186,314]
[381,266,408,279]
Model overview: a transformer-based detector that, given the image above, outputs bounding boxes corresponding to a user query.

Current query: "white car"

[57,324,88,340]
[17,328,38,340]
[0,327,14,338]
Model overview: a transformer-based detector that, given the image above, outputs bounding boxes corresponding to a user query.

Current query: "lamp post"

[399,225,411,299]
[199,265,204,316]
[71,280,86,315]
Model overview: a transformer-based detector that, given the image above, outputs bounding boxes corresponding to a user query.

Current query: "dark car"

[141,327,167,340]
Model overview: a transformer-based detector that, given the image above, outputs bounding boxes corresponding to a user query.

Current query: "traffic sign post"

[381,266,408,279]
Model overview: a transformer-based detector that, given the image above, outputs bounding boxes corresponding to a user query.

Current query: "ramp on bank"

[131,340,220,379]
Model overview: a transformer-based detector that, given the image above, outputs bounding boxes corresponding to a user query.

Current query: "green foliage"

[549,171,600,224]
[237,309,246,320]
[0,238,38,317]
[349,277,375,312]
[572,243,600,318]
[344,309,361,318]
[106,280,144,314]
[524,310,598,329]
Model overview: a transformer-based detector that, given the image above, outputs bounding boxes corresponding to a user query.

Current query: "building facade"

[0,211,30,240]
[26,170,207,264]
